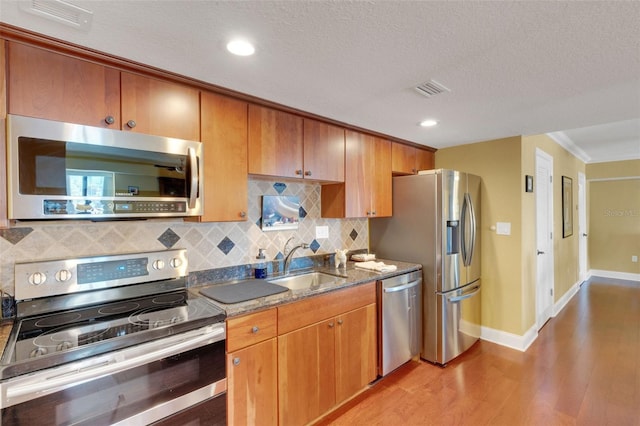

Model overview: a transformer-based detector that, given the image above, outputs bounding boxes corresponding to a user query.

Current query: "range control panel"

[14,249,187,301]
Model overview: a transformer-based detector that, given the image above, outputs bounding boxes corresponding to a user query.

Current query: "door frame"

[535,148,555,330]
[578,172,588,282]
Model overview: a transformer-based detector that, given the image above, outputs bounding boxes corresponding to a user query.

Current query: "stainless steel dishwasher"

[378,270,422,376]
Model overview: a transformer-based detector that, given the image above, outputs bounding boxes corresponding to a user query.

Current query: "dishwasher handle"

[447,285,480,303]
[383,279,421,293]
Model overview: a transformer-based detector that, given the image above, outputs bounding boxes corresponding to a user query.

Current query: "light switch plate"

[496,222,511,235]
[315,226,329,239]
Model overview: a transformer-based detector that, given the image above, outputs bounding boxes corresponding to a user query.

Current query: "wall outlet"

[632,255,638,263]
[315,226,329,239]
[496,222,511,235]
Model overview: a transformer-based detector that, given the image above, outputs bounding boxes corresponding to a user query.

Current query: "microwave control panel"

[43,199,187,216]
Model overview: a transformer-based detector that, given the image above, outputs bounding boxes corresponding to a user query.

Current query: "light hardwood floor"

[317,277,640,426]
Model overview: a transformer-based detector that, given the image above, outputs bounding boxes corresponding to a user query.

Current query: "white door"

[578,172,588,282]
[535,149,554,329]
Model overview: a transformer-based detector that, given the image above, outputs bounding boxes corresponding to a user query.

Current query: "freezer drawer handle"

[383,280,421,293]
[447,285,480,303]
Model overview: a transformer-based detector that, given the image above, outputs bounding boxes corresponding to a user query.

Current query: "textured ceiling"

[1,1,639,163]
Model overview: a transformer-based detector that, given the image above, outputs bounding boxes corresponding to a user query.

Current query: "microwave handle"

[188,147,198,209]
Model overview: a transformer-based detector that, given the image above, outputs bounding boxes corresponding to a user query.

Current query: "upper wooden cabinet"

[7,42,200,141]
[303,119,345,182]
[392,142,435,175]
[194,92,248,222]
[321,130,392,218]
[7,41,120,128]
[120,72,200,141]
[248,104,303,178]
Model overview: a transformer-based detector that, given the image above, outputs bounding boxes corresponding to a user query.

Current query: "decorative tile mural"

[0,179,368,294]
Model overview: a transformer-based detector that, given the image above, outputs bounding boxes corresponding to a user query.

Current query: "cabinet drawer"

[278,282,376,335]
[227,308,277,352]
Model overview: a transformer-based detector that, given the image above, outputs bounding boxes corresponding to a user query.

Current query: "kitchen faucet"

[283,238,310,276]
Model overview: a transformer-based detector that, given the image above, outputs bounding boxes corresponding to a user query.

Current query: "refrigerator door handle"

[447,285,480,303]
[461,193,476,267]
[383,280,421,293]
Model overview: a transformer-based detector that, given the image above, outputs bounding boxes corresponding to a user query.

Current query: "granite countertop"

[194,259,422,317]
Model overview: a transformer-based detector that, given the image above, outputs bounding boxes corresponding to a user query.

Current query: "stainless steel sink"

[267,272,340,290]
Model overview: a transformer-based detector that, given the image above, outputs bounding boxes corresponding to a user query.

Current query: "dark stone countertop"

[193,259,422,318]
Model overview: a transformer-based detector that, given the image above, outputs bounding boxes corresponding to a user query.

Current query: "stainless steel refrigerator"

[370,169,481,365]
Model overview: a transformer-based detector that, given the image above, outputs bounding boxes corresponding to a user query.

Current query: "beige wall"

[436,136,525,335]
[437,134,586,336]
[586,160,640,274]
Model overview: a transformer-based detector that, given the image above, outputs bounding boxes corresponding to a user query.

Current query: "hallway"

[317,277,640,425]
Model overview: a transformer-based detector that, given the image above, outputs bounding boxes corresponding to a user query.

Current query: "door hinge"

[550,176,553,183]
[550,232,553,240]
[550,288,553,296]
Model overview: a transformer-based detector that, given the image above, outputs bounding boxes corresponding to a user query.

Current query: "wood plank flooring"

[316,277,640,426]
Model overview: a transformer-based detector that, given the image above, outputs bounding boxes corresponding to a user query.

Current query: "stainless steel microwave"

[6,115,203,219]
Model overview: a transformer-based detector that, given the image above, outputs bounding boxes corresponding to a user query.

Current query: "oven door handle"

[3,325,224,404]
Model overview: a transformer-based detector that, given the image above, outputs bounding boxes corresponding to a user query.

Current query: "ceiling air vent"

[19,0,93,31]
[414,80,451,98]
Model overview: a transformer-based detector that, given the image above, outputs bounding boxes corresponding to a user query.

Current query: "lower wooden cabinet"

[278,304,377,426]
[227,338,278,426]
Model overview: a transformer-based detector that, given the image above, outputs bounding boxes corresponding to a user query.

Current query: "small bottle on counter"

[254,248,267,279]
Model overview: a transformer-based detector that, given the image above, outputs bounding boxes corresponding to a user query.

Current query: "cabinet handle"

[304,170,312,176]
[126,120,137,129]
[239,211,246,218]
[337,319,343,325]
[412,168,417,174]
[366,211,371,216]
[233,357,240,366]
[328,322,334,328]
[104,115,115,125]
[295,169,303,175]
[371,211,376,216]
[251,326,259,334]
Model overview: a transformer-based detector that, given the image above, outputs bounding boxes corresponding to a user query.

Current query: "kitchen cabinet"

[193,92,248,222]
[248,104,303,178]
[7,41,121,129]
[303,119,345,182]
[321,130,392,218]
[392,142,435,175]
[226,309,278,426]
[0,39,7,229]
[277,282,377,426]
[120,72,200,141]
[7,42,200,141]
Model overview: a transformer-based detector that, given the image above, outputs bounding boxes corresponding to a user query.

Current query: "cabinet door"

[278,319,336,426]
[7,42,120,128]
[370,136,392,217]
[198,92,248,222]
[343,130,373,217]
[415,148,434,172]
[227,339,278,426]
[303,119,345,182]
[121,72,200,140]
[335,304,378,404]
[391,142,416,175]
[248,105,303,178]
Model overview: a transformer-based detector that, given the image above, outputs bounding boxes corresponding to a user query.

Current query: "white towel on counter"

[350,253,376,262]
[354,261,397,273]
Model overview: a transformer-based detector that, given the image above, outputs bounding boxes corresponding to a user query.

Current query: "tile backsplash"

[0,179,368,294]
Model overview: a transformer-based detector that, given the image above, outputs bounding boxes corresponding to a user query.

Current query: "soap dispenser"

[254,249,267,279]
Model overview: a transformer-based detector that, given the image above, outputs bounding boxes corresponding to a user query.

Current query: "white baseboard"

[589,269,640,282]
[553,280,581,316]
[480,324,537,352]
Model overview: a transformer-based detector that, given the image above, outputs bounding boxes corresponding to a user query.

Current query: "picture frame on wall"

[562,176,573,238]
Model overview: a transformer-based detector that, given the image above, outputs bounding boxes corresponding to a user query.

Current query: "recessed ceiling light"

[226,39,255,56]
[420,119,438,127]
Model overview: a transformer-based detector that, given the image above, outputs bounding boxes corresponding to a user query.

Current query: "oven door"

[0,324,225,426]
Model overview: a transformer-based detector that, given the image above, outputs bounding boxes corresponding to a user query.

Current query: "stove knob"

[55,269,72,282]
[152,259,166,270]
[169,258,183,269]
[30,347,48,358]
[170,316,181,324]
[57,341,73,351]
[28,272,46,286]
